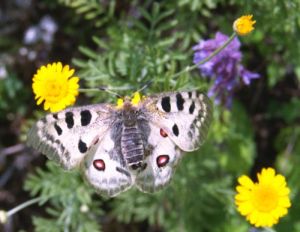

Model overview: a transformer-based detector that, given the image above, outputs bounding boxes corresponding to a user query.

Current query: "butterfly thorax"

[120,102,145,170]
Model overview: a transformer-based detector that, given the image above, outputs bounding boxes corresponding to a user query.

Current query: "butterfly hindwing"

[135,124,182,192]
[147,91,212,151]
[82,133,133,197]
[27,104,113,170]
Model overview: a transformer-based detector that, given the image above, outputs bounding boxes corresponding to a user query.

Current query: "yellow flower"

[233,15,256,36]
[32,62,79,112]
[235,168,291,227]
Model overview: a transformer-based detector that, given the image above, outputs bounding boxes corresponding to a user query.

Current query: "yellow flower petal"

[32,62,80,112]
[235,167,291,227]
[36,97,44,105]
[233,14,256,36]
[237,201,254,215]
[56,62,62,72]
[238,175,254,189]
[235,191,251,201]
[278,186,290,196]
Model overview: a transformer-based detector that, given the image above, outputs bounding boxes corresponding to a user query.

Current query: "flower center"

[252,184,279,212]
[46,78,67,103]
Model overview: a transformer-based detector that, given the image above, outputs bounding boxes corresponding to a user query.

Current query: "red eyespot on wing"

[160,128,168,137]
[93,159,105,171]
[156,155,170,167]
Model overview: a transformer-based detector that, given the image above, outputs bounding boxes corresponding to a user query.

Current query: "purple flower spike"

[193,32,260,107]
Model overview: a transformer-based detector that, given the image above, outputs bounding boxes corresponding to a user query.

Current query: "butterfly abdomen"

[121,124,144,169]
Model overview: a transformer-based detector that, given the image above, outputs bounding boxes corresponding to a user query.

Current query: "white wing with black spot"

[82,134,133,197]
[135,124,182,192]
[135,91,212,192]
[27,104,113,170]
[146,91,213,151]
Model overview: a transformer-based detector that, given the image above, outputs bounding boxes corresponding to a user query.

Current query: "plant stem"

[79,88,101,93]
[171,32,237,79]
[7,197,43,217]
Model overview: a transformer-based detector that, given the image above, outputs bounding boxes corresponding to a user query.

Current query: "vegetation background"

[0,0,300,231]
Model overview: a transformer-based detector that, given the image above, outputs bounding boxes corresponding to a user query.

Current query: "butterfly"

[27,91,212,197]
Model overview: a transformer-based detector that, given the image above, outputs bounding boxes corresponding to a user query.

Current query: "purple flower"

[193,32,260,107]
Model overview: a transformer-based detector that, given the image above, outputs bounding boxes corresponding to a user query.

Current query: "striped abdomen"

[121,124,144,169]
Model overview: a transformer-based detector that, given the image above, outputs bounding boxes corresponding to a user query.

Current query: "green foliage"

[17,0,300,231]
[74,3,193,96]
[231,0,300,87]
[58,0,116,27]
[212,102,255,174]
[268,97,300,124]
[175,0,219,13]
[25,162,103,231]
[112,141,235,231]
[0,72,30,118]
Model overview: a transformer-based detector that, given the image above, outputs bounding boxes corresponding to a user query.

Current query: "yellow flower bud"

[233,15,256,36]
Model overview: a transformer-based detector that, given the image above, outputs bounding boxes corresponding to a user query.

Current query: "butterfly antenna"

[135,80,153,93]
[98,86,122,98]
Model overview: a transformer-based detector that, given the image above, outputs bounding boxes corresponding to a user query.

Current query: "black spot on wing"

[161,96,171,112]
[78,139,87,153]
[176,93,185,111]
[188,91,192,98]
[53,113,58,120]
[80,110,92,126]
[54,122,62,135]
[189,101,195,114]
[172,124,179,136]
[65,112,74,129]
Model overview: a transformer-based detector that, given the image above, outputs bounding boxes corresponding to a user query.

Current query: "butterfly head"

[116,92,144,109]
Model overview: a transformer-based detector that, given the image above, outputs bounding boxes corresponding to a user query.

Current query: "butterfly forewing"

[27,104,113,170]
[146,91,212,151]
